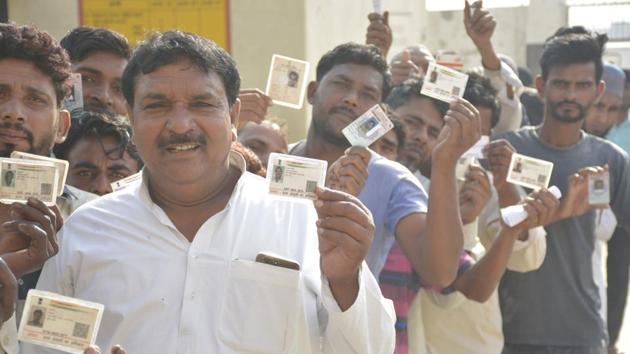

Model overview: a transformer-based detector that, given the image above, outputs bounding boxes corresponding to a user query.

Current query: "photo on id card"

[18,290,104,354]
[0,158,59,206]
[63,73,84,114]
[588,171,610,205]
[506,153,553,190]
[341,104,393,147]
[420,62,469,103]
[265,54,310,109]
[267,153,327,200]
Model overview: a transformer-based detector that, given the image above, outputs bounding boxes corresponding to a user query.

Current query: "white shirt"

[408,185,547,354]
[25,152,396,354]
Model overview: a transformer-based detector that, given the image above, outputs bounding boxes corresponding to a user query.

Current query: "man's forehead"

[547,62,597,81]
[399,96,444,127]
[323,63,383,89]
[135,64,226,98]
[0,58,56,94]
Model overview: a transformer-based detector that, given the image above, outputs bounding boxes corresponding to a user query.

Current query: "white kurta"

[24,153,395,354]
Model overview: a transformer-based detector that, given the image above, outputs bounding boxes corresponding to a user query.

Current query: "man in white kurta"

[24,30,396,354]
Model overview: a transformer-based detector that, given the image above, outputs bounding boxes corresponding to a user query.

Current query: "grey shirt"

[496,126,630,347]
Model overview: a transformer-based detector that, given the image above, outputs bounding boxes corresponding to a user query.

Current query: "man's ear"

[230,98,241,142]
[535,75,545,98]
[306,81,318,104]
[54,110,71,144]
[595,80,606,101]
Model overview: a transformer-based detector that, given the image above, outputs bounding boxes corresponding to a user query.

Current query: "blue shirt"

[607,115,630,154]
[359,153,428,278]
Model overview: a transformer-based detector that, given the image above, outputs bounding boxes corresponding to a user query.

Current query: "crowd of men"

[0,1,628,353]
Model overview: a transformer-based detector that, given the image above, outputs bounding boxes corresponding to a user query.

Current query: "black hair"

[541,26,606,81]
[54,110,142,169]
[0,23,71,105]
[60,27,131,62]
[122,31,240,107]
[316,42,390,99]
[463,72,501,129]
[385,77,449,117]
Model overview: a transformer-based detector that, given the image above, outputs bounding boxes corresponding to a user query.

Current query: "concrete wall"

[8,0,78,40]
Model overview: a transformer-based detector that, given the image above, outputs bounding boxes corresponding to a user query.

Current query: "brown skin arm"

[453,188,559,302]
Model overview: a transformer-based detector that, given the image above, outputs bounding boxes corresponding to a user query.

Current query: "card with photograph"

[0,158,59,206]
[420,62,469,103]
[372,0,382,13]
[506,153,554,190]
[18,290,104,354]
[10,151,68,197]
[63,73,84,113]
[588,171,610,205]
[267,153,327,200]
[342,104,394,147]
[265,54,310,109]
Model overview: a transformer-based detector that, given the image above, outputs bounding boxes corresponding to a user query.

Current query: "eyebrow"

[71,161,99,170]
[141,93,169,101]
[75,67,103,76]
[108,164,134,173]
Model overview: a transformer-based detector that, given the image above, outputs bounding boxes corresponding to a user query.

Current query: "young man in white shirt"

[28,31,398,353]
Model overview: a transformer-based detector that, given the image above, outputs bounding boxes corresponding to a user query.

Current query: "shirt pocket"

[219,258,301,353]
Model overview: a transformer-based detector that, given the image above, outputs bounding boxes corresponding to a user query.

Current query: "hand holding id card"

[506,153,554,190]
[265,54,310,109]
[421,62,469,103]
[18,290,104,354]
[267,153,327,200]
[342,104,393,147]
[0,158,60,206]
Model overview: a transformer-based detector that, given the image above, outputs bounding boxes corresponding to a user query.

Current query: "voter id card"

[342,104,393,147]
[267,153,327,200]
[0,158,59,206]
[588,171,610,205]
[18,290,104,354]
[506,153,553,190]
[111,172,142,192]
[63,73,84,113]
[265,54,310,109]
[11,151,68,197]
[420,62,469,103]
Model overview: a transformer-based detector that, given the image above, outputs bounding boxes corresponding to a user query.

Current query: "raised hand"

[314,187,374,310]
[390,50,422,85]
[464,0,497,47]
[365,11,392,58]
[237,89,273,129]
[507,188,560,231]
[431,98,481,167]
[555,165,609,220]
[459,165,492,224]
[326,147,371,197]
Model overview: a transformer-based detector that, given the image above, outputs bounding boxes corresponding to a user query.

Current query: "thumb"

[383,11,389,25]
[464,0,471,22]
[402,49,411,62]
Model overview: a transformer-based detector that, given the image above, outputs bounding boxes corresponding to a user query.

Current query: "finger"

[366,30,390,44]
[317,216,371,244]
[522,202,540,225]
[0,258,16,323]
[367,12,383,22]
[471,9,490,28]
[383,11,389,25]
[345,146,372,164]
[473,15,494,33]
[10,202,54,244]
[337,175,363,196]
[464,0,472,24]
[84,346,100,354]
[51,205,63,232]
[318,228,364,256]
[314,188,372,227]
[337,163,368,185]
[480,19,497,34]
[111,345,126,354]
[401,49,411,62]
[26,198,58,229]
[16,222,49,252]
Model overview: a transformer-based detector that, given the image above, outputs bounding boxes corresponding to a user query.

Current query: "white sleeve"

[321,263,396,354]
[484,63,524,133]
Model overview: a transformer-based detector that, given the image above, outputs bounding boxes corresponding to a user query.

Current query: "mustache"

[157,133,207,149]
[329,106,358,119]
[0,122,34,141]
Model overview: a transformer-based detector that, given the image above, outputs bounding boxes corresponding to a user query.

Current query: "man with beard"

[60,27,131,116]
[290,42,482,289]
[584,63,625,138]
[496,29,630,354]
[27,31,396,353]
[0,23,94,354]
